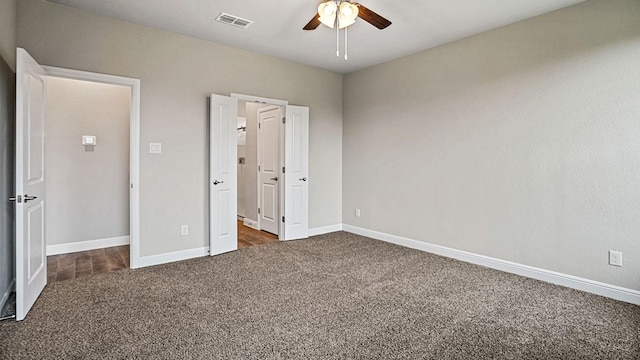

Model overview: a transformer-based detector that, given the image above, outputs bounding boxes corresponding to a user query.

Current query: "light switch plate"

[149,142,162,154]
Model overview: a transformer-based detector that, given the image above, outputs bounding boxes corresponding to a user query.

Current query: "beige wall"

[16,0,343,257]
[45,77,130,246]
[0,0,16,71]
[343,0,640,290]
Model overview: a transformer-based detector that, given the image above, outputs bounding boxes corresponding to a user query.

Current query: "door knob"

[299,177,307,182]
[270,177,278,181]
[24,194,37,202]
[213,180,224,185]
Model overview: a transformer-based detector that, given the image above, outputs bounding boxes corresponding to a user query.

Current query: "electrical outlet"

[355,208,361,217]
[181,225,189,236]
[609,250,622,267]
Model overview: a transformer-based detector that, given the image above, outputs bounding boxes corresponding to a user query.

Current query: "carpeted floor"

[0,232,638,359]
[0,292,15,320]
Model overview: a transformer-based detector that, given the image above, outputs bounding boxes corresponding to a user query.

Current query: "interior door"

[15,48,47,321]
[258,106,281,235]
[283,106,309,240]
[209,94,238,255]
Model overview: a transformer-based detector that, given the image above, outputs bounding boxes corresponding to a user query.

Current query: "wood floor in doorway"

[238,220,279,248]
[47,222,279,283]
[47,245,130,283]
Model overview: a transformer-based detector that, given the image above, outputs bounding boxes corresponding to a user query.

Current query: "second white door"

[258,106,281,235]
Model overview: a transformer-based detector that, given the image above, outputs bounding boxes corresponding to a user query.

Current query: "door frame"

[43,66,142,268]
[231,93,287,240]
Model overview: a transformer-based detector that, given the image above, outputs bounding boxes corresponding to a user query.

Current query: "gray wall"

[0,0,16,71]
[45,77,130,246]
[17,0,343,257]
[0,0,16,309]
[343,0,640,290]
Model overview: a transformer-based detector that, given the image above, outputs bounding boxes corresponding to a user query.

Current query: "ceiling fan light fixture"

[338,2,359,29]
[318,1,337,28]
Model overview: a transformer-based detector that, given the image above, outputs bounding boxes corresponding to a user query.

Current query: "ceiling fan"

[303,1,391,60]
[303,1,392,31]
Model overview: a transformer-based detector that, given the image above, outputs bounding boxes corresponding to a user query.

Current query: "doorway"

[44,76,131,281]
[13,49,141,321]
[209,93,309,256]
[236,101,285,237]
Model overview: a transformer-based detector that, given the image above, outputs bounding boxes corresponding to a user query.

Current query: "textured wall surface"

[17,0,343,257]
[343,0,640,290]
[45,77,130,246]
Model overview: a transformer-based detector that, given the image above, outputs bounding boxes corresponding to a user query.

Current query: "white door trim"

[231,93,288,106]
[42,66,142,269]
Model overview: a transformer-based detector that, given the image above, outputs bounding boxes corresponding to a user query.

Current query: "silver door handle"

[299,177,307,182]
[24,194,37,202]
[213,180,224,185]
[270,177,278,181]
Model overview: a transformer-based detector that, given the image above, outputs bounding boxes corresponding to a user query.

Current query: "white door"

[14,48,47,321]
[258,106,281,235]
[209,94,238,255]
[283,106,309,240]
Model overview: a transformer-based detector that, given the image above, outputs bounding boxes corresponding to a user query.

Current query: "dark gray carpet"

[0,232,638,359]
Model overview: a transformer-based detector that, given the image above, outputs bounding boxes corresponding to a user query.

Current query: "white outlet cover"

[149,142,162,154]
[609,250,622,267]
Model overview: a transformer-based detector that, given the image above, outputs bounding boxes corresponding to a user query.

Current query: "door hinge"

[258,122,261,129]
[282,216,285,223]
[282,166,285,174]
[258,208,261,214]
[258,165,261,171]
[282,117,286,124]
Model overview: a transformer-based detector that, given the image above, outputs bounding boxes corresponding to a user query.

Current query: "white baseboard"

[309,224,343,237]
[0,278,15,312]
[342,224,640,305]
[243,218,258,230]
[133,247,209,269]
[47,236,130,256]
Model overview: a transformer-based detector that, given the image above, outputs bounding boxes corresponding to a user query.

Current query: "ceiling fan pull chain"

[336,18,340,57]
[344,27,348,60]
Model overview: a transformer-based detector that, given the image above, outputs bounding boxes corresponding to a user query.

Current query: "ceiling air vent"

[216,13,253,29]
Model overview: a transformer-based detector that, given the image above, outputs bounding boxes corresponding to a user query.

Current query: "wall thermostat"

[82,135,97,146]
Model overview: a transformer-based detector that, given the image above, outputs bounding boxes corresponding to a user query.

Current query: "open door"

[283,106,309,240]
[14,48,47,321]
[209,94,238,255]
[257,106,281,235]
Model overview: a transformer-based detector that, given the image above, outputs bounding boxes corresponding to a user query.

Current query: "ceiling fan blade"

[303,14,321,30]
[356,4,392,29]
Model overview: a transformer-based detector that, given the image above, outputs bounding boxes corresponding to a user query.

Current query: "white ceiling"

[45,0,587,74]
